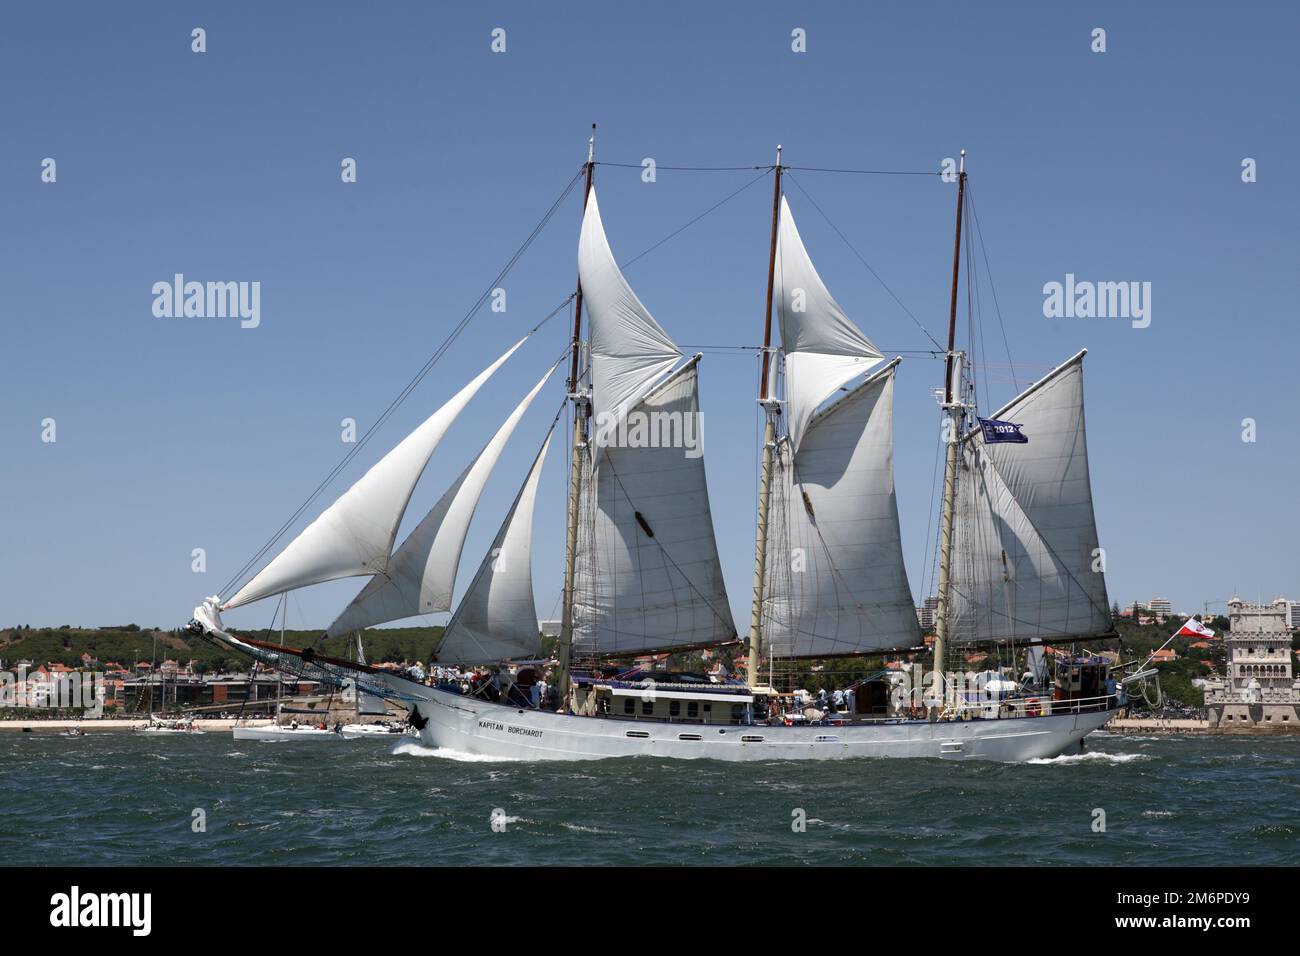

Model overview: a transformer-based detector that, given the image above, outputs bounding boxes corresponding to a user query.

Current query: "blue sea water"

[2,730,1297,866]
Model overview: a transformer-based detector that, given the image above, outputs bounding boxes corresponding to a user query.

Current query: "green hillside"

[0,624,445,673]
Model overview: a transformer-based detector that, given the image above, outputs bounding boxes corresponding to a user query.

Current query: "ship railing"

[946,692,1119,721]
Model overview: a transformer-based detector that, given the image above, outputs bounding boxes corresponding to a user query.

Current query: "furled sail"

[578,186,682,434]
[762,361,921,657]
[324,365,556,635]
[949,350,1111,643]
[223,339,526,610]
[774,195,883,452]
[434,430,553,664]
[573,358,737,655]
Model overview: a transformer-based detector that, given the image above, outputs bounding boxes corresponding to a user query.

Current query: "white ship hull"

[382,678,1114,762]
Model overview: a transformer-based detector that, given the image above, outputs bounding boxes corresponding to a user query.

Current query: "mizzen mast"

[556,125,596,710]
[746,145,783,689]
[932,148,966,714]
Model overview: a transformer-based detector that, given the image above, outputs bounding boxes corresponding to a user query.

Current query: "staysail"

[223,340,526,610]
[763,361,921,657]
[773,195,883,452]
[324,365,556,635]
[574,358,737,655]
[949,350,1111,643]
[434,430,553,664]
[578,186,682,432]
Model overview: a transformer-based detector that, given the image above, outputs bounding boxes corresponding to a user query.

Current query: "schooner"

[189,135,1124,761]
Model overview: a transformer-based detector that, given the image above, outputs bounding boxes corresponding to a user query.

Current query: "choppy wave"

[4,731,1298,866]
[1251,824,1297,838]
[561,822,616,834]
[1027,751,1148,766]
[390,741,518,763]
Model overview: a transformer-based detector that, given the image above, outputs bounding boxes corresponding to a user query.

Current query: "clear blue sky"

[3,1,1296,632]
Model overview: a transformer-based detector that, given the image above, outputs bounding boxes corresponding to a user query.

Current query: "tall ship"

[190,134,1127,761]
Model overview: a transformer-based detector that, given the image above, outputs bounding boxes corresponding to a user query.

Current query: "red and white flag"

[1174,617,1215,639]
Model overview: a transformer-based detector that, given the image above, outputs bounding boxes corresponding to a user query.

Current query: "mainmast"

[556,125,596,711]
[746,145,783,689]
[932,149,966,714]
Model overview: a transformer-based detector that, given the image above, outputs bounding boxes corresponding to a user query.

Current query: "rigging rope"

[784,165,941,177]
[965,185,985,415]
[595,160,940,177]
[966,183,1019,393]
[617,170,772,271]
[596,161,768,172]
[217,166,587,600]
[783,172,946,353]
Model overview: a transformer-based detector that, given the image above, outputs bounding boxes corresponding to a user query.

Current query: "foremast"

[557,126,596,710]
[746,146,783,690]
[932,149,966,713]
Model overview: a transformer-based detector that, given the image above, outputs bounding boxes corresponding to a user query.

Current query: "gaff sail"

[763,361,921,657]
[949,351,1111,643]
[574,359,737,656]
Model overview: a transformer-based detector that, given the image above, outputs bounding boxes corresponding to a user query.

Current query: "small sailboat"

[232,719,338,742]
[190,135,1126,761]
[340,635,415,739]
[136,634,201,733]
[232,632,412,740]
[136,715,198,734]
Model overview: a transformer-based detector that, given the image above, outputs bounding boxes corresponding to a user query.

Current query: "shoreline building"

[1147,597,1172,620]
[916,595,938,631]
[1204,597,1300,733]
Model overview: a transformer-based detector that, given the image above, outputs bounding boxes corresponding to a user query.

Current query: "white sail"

[763,361,921,657]
[774,195,883,452]
[579,186,682,436]
[434,430,553,664]
[574,358,737,655]
[353,635,389,715]
[224,340,526,610]
[325,365,556,635]
[950,351,1111,643]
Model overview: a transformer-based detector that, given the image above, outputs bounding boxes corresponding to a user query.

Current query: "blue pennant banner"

[977,417,1028,444]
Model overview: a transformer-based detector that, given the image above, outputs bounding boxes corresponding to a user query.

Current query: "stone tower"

[1205,597,1300,733]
